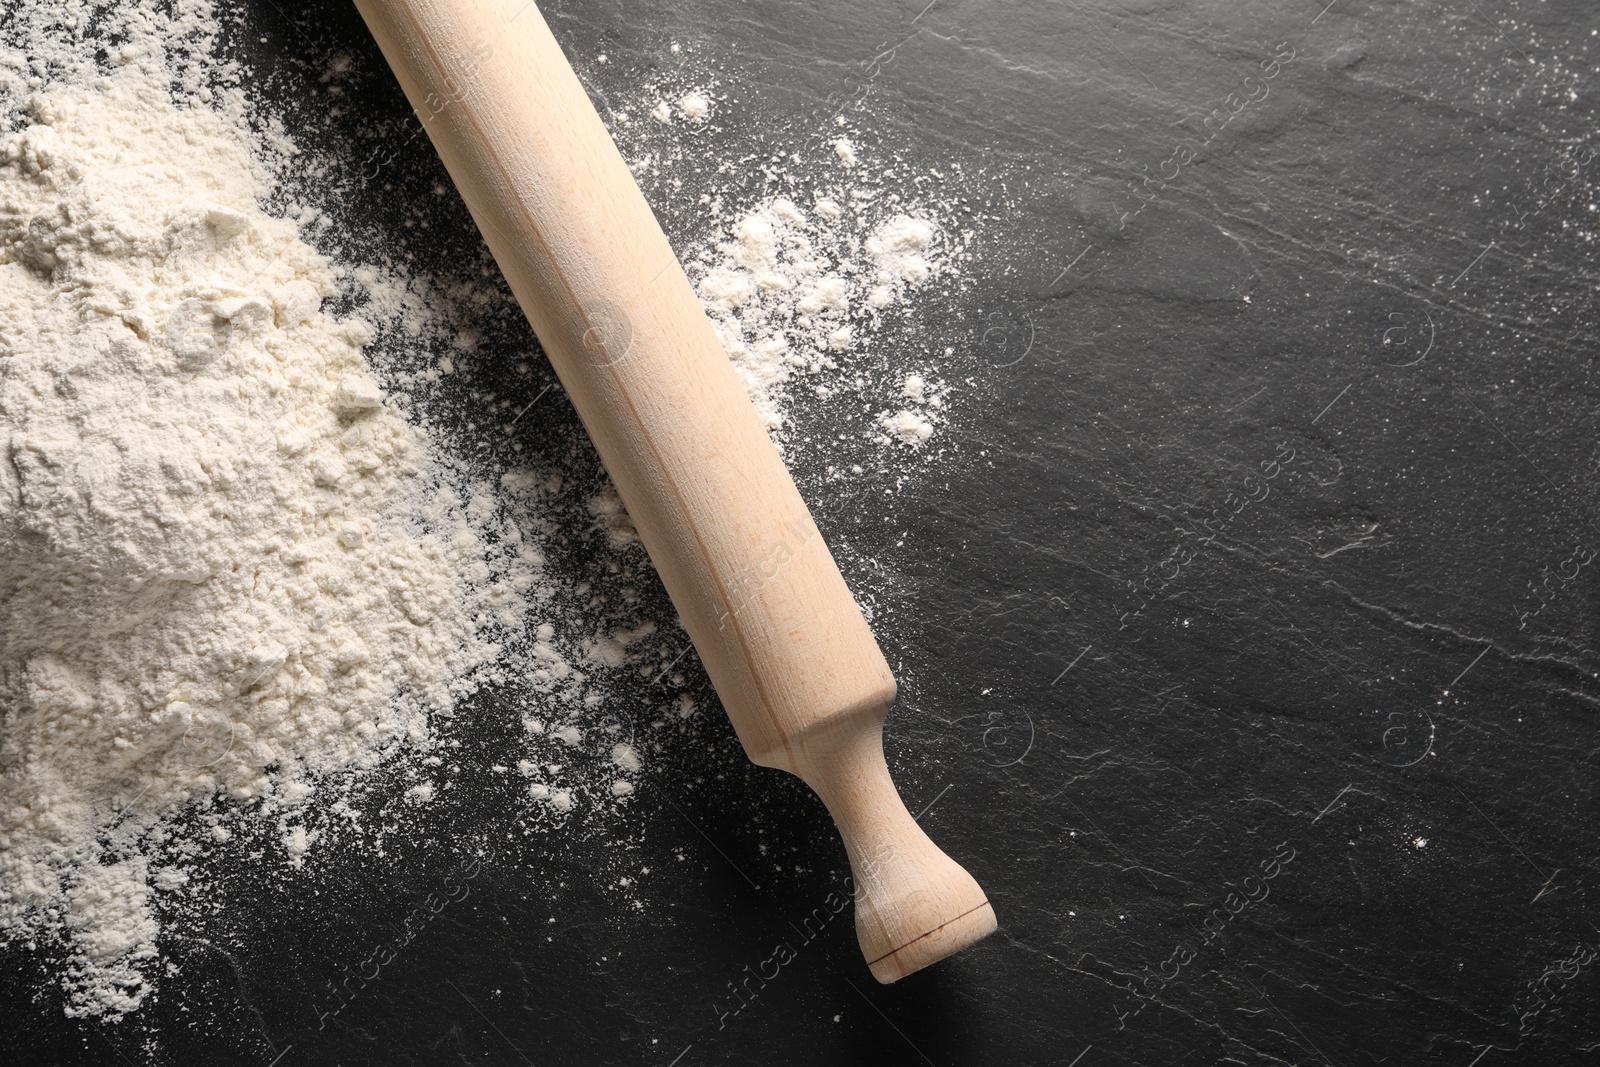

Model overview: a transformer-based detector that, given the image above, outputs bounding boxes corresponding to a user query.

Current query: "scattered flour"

[648,92,710,127]
[604,52,974,457]
[691,199,948,434]
[876,371,947,449]
[877,408,937,447]
[865,215,937,307]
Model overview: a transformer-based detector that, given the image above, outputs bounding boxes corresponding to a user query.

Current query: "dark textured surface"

[6,0,1600,1064]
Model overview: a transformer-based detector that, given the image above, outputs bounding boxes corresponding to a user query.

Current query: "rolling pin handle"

[786,704,997,983]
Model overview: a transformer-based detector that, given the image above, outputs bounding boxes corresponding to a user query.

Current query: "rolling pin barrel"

[355,0,994,981]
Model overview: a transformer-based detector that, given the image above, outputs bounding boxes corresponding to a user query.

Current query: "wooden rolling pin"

[354,0,995,982]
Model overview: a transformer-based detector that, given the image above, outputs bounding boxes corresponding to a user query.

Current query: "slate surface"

[6,0,1600,1064]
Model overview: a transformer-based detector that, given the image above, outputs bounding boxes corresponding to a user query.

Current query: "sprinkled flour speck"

[678,92,711,122]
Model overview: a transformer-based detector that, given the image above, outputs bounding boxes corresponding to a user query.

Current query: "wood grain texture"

[354,0,993,981]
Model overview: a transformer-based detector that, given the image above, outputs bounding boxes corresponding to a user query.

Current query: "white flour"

[878,372,947,447]
[691,200,951,443]
[607,56,970,457]
[0,37,538,1018]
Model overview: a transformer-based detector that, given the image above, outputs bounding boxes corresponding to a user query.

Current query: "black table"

[7,1,1598,1063]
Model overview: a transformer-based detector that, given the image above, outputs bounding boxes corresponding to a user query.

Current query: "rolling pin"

[354,0,995,982]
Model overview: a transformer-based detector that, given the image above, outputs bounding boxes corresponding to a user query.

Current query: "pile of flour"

[0,73,536,1017]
